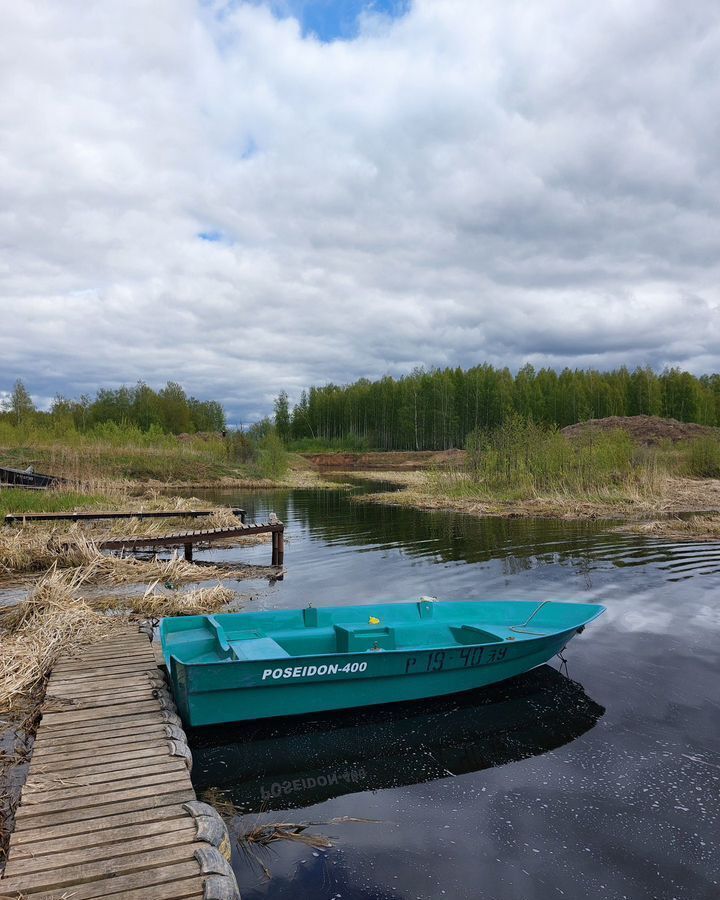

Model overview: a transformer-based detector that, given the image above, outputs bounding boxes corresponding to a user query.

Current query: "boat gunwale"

[167,624,603,669]
[161,601,606,668]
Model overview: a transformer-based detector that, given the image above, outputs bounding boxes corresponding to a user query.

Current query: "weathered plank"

[3,824,198,876]
[15,778,193,822]
[35,713,174,740]
[13,787,195,832]
[40,698,164,726]
[0,842,205,893]
[31,727,171,756]
[29,746,172,775]
[11,860,203,900]
[45,682,157,701]
[52,647,155,665]
[7,817,194,860]
[23,759,187,794]
[9,803,189,845]
[30,734,170,764]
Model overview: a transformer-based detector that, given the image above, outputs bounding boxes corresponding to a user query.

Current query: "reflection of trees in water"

[197,485,697,577]
[191,665,605,814]
[289,489,616,569]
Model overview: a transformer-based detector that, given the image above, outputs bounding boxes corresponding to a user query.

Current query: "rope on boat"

[556,648,569,676]
[509,599,553,635]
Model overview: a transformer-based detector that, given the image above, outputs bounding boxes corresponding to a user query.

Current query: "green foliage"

[225,429,257,464]
[291,364,720,451]
[679,437,720,478]
[253,429,288,480]
[460,416,658,499]
[0,488,107,517]
[287,435,371,453]
[0,380,226,436]
[9,380,36,425]
[274,391,291,442]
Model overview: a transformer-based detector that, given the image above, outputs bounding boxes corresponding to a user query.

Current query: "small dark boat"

[0,465,62,489]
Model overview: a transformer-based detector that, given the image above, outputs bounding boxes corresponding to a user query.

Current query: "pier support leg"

[277,528,284,566]
[271,531,278,566]
[184,542,193,562]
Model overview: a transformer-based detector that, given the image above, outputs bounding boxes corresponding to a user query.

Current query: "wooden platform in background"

[0,627,238,900]
[4,508,245,525]
[98,521,285,565]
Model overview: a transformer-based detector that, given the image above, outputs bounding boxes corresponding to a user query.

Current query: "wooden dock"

[97,522,285,565]
[0,627,240,900]
[4,509,246,526]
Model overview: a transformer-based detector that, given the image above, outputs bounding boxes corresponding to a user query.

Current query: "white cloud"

[1,0,719,420]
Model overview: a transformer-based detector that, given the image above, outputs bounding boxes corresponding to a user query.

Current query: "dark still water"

[185,485,719,900]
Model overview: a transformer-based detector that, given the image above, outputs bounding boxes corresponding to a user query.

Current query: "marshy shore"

[350,468,720,525]
[334,417,720,538]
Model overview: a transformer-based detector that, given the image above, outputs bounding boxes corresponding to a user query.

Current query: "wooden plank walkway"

[4,509,246,526]
[97,522,285,565]
[0,627,239,900]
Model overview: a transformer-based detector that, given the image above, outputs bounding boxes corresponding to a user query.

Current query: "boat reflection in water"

[190,664,604,813]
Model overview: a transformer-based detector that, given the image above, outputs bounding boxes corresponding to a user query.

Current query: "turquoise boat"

[160,598,605,727]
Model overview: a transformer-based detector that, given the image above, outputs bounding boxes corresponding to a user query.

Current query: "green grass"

[449,417,665,501]
[0,419,291,486]
[679,436,720,478]
[0,488,108,517]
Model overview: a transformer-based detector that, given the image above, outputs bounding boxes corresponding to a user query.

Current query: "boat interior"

[161,599,603,665]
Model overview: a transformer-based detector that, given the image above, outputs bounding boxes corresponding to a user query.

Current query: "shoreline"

[340,469,720,534]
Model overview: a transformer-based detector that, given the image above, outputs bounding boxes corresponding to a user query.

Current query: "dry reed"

[65,552,232,587]
[0,526,233,584]
[91,582,236,617]
[0,568,124,713]
[0,501,263,576]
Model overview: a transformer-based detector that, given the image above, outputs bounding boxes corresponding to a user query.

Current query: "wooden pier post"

[184,542,193,562]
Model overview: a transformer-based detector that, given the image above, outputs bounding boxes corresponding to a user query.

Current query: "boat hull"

[169,629,584,726]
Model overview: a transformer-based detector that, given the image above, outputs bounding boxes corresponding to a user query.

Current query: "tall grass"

[679,437,720,478]
[0,420,289,484]
[253,431,289,480]
[453,417,665,500]
[0,488,108,517]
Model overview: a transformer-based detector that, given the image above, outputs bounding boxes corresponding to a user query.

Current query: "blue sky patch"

[198,229,224,242]
[271,1,410,42]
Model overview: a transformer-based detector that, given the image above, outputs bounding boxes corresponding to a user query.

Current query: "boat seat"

[229,637,290,661]
[334,624,396,653]
[451,625,504,645]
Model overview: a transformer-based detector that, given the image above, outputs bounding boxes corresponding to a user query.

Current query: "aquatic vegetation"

[616,514,720,540]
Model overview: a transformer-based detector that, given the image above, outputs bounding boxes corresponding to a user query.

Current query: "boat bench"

[229,636,290,661]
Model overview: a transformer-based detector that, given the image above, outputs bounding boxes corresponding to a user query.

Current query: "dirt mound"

[302,449,466,470]
[561,415,719,446]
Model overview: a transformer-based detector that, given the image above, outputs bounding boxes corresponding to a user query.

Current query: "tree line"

[276,365,720,451]
[1,380,226,435]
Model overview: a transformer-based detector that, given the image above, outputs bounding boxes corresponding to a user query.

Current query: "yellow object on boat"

[369,616,380,625]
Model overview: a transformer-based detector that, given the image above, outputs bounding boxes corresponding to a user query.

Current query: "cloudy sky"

[2,0,719,422]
